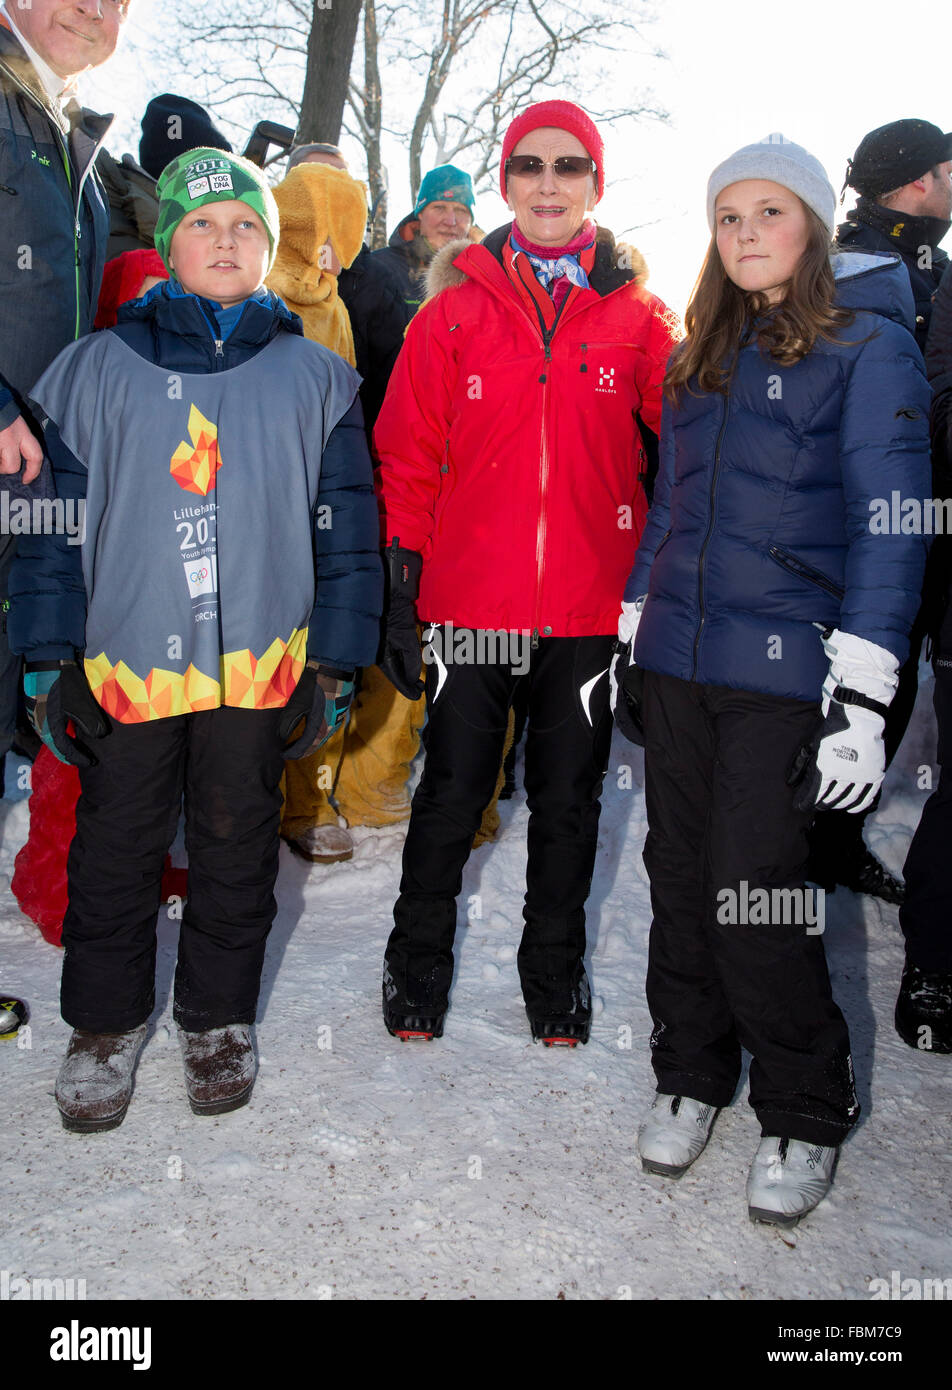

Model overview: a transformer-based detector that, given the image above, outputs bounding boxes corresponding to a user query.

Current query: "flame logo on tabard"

[170,405,222,496]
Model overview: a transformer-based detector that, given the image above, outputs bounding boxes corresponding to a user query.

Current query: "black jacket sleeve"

[7,418,87,659]
[922,264,952,639]
[339,252,409,441]
[308,397,384,669]
[927,262,952,496]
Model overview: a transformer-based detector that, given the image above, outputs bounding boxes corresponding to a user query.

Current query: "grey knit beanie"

[707,133,836,238]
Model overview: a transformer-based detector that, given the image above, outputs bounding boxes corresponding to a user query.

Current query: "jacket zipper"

[516,262,569,649]
[56,143,82,342]
[471,248,612,647]
[767,545,845,599]
[432,438,451,538]
[533,331,555,650]
[0,58,108,342]
[70,122,111,340]
[692,393,730,681]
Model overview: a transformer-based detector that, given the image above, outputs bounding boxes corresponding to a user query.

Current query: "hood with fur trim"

[424,224,648,302]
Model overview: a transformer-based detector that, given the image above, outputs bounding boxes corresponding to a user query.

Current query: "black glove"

[378,540,425,700]
[24,659,109,767]
[608,638,646,746]
[278,660,355,759]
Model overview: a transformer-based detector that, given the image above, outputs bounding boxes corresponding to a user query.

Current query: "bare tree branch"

[162,0,667,229]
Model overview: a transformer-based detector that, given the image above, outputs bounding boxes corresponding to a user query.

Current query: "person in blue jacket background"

[610,135,931,1227]
[8,149,383,1132]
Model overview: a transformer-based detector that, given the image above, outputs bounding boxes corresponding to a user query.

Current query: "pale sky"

[82,0,952,317]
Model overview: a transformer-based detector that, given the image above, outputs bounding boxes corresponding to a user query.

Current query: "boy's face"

[167,201,271,309]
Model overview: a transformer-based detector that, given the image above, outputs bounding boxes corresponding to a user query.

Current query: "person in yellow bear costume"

[266,161,422,863]
[268,161,508,862]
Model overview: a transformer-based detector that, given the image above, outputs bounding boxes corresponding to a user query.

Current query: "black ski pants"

[61,705,287,1033]
[641,671,859,1148]
[900,595,952,971]
[386,631,615,1015]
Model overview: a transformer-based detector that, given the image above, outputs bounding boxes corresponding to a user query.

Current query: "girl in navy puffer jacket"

[611,136,931,1227]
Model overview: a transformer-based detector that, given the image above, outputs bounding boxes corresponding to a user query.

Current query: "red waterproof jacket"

[374,222,679,637]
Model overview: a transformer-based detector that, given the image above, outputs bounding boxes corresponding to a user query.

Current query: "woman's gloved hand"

[609,597,647,746]
[23,659,110,767]
[279,660,356,759]
[378,540,425,700]
[788,627,899,814]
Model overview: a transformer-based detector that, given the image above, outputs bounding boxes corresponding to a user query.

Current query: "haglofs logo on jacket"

[596,365,616,394]
[171,405,221,495]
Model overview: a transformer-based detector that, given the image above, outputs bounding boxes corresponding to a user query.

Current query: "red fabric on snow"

[11,748,188,946]
[11,749,79,946]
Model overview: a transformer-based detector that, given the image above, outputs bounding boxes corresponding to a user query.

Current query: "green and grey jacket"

[9,287,384,721]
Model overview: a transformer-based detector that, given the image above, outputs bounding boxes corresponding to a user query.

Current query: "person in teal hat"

[371,162,478,323]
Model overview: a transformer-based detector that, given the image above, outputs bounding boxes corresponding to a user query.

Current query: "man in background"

[0,0,132,1036]
[809,119,952,905]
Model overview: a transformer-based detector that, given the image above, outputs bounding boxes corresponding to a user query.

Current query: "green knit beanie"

[154,147,281,274]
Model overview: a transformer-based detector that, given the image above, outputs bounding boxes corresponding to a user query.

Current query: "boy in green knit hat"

[152,148,281,280]
[10,148,382,1131]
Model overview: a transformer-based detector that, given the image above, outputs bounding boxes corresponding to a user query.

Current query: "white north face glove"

[609,597,647,745]
[788,628,900,815]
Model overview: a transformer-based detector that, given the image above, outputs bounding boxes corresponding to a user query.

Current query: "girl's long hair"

[664,205,855,406]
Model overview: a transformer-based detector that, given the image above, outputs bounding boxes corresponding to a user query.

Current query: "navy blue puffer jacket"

[626,251,932,702]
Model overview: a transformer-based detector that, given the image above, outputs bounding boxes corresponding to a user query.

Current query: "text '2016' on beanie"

[153,147,281,274]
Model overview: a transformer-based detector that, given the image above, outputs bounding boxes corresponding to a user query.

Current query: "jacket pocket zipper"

[767,544,845,600]
[433,440,452,537]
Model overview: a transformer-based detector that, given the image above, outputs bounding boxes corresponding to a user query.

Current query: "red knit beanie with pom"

[499,100,605,203]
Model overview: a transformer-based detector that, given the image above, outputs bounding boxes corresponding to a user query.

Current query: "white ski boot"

[747,1136,837,1226]
[638,1093,718,1177]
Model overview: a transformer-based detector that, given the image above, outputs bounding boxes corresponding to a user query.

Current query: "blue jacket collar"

[117,279,304,347]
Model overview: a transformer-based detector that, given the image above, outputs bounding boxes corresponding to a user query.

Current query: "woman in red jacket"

[374,100,678,1044]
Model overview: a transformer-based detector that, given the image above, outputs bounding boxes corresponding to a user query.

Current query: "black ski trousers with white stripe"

[386,631,615,1017]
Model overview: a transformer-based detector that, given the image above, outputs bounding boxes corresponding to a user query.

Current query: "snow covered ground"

[2,674,951,1302]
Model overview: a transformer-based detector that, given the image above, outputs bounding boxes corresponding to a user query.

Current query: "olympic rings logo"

[190,567,209,583]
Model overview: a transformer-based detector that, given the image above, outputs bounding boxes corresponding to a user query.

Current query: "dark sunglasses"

[505,155,595,180]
